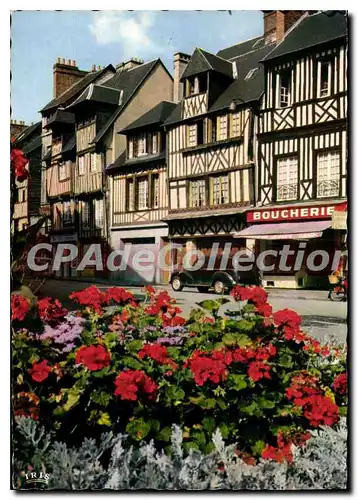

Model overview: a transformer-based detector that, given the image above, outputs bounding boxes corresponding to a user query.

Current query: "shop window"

[317,151,340,198]
[276,156,298,201]
[63,201,72,226]
[189,178,206,208]
[82,201,90,228]
[210,175,229,205]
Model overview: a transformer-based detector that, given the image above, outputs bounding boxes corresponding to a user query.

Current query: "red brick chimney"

[53,58,88,98]
[173,52,191,103]
[10,119,27,141]
[262,11,306,45]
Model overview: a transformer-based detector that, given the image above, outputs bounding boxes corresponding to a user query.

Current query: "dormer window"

[129,132,160,158]
[185,74,207,97]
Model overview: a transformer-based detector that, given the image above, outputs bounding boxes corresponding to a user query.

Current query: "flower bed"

[12,285,347,475]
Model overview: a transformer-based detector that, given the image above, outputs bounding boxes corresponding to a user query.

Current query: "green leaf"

[252,440,265,455]
[216,297,230,306]
[229,374,248,391]
[257,397,276,409]
[183,441,199,451]
[121,356,143,370]
[222,333,251,347]
[218,424,229,439]
[97,412,111,426]
[90,391,112,407]
[339,406,348,417]
[126,418,151,441]
[197,300,221,313]
[102,332,120,349]
[91,366,112,378]
[240,401,259,416]
[192,430,206,447]
[149,419,160,433]
[216,398,227,410]
[202,417,216,433]
[165,385,185,402]
[156,426,172,442]
[236,319,255,332]
[63,390,81,412]
[189,396,216,409]
[278,353,293,368]
[126,340,143,353]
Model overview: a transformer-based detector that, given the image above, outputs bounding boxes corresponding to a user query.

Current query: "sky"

[10,10,263,124]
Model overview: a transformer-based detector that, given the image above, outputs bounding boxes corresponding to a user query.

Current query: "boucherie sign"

[247,204,339,223]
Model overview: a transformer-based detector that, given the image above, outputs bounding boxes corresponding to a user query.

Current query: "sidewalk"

[41,277,330,302]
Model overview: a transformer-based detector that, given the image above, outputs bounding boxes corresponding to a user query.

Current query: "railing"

[317,180,340,198]
[276,184,298,202]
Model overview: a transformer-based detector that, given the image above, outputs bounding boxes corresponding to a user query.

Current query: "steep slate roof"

[106,151,166,172]
[15,121,42,144]
[22,135,42,155]
[42,148,52,162]
[209,43,275,112]
[120,101,177,134]
[181,48,233,80]
[45,109,75,128]
[40,64,116,113]
[92,59,167,144]
[217,36,265,60]
[61,135,76,155]
[67,84,122,109]
[262,11,347,62]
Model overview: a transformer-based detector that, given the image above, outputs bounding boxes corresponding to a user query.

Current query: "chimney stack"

[262,10,306,45]
[173,52,190,103]
[10,119,28,141]
[53,57,88,98]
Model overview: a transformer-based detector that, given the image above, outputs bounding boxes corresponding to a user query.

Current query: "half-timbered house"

[40,60,117,276]
[163,42,275,270]
[106,100,176,284]
[12,121,42,232]
[236,11,348,289]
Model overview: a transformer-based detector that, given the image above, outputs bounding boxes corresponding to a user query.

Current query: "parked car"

[170,266,262,294]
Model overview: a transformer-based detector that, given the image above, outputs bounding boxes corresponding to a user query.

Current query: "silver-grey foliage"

[14,417,347,491]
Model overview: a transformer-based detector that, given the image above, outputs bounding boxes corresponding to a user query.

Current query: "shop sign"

[331,211,347,230]
[50,233,77,243]
[247,204,338,223]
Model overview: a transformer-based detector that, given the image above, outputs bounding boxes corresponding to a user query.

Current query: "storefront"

[50,232,78,278]
[234,201,347,289]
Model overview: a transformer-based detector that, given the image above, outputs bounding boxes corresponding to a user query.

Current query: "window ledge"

[181,135,243,154]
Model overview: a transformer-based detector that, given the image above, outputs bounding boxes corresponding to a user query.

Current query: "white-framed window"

[78,156,85,176]
[152,133,158,154]
[231,112,241,137]
[128,138,134,159]
[58,162,67,181]
[278,70,291,108]
[138,133,146,156]
[218,115,229,141]
[152,174,160,208]
[187,124,197,147]
[94,198,104,227]
[317,151,340,198]
[82,201,90,228]
[127,178,135,211]
[318,60,332,98]
[90,153,98,173]
[189,178,206,208]
[63,201,72,225]
[137,177,149,209]
[276,156,298,201]
[210,175,229,205]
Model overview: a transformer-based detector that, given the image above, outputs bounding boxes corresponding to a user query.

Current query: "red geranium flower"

[247,360,271,382]
[70,285,106,314]
[114,369,157,401]
[144,285,155,296]
[145,304,161,315]
[75,344,111,371]
[11,294,30,321]
[28,359,52,383]
[332,372,347,395]
[37,297,68,325]
[105,287,136,306]
[186,349,230,386]
[138,343,178,369]
[11,148,29,182]
[302,394,339,427]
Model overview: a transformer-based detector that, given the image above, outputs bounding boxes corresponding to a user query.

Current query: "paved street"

[38,279,348,344]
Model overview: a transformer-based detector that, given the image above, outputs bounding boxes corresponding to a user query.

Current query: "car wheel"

[197,286,209,293]
[213,280,225,295]
[171,276,184,291]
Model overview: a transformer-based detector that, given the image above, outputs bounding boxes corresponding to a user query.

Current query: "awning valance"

[234,221,332,240]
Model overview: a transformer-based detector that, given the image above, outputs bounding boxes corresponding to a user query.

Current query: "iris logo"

[24,471,50,485]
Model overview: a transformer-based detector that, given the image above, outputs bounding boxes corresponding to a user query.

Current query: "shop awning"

[233,221,332,240]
